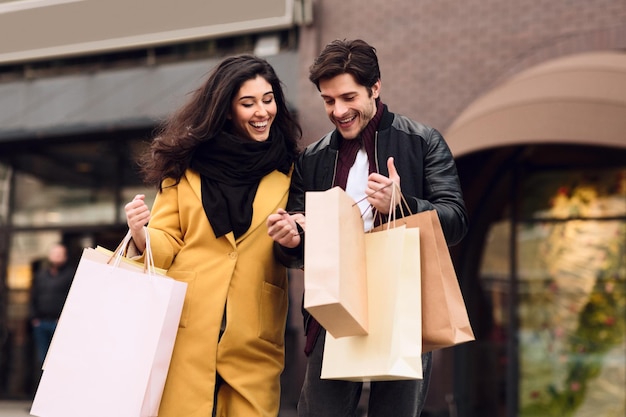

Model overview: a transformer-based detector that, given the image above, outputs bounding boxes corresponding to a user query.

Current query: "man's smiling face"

[319,73,380,140]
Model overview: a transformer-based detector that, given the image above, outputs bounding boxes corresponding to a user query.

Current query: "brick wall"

[296,0,626,145]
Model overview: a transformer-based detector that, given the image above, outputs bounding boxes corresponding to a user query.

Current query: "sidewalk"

[0,402,30,417]
[0,401,298,417]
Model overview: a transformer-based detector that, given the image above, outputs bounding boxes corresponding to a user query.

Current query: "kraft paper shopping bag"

[304,186,369,337]
[31,231,187,417]
[321,225,422,381]
[375,208,474,352]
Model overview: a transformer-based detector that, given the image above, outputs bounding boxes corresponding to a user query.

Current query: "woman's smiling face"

[230,75,277,142]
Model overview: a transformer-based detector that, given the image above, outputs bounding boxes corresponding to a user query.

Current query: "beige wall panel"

[0,0,293,63]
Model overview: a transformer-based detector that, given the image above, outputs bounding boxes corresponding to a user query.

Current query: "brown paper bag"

[374,209,474,352]
[31,231,187,417]
[304,186,369,338]
[321,225,422,381]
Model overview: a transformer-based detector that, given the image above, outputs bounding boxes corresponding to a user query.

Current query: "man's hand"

[366,157,401,214]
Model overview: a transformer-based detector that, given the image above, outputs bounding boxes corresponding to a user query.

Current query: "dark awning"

[0,51,298,142]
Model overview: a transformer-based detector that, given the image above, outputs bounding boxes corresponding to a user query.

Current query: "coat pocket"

[258,281,288,346]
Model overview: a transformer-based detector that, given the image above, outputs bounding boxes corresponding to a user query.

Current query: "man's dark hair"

[309,39,381,96]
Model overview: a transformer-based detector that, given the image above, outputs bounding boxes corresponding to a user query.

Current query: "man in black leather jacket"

[267,39,468,417]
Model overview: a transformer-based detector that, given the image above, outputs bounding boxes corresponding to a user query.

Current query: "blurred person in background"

[29,242,74,369]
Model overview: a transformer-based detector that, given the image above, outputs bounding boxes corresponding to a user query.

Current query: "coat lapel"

[186,168,291,246]
[238,169,291,242]
[186,169,202,201]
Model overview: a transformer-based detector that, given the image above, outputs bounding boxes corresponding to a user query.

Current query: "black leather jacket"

[275,104,469,269]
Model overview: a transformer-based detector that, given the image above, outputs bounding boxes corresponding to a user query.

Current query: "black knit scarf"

[190,131,292,239]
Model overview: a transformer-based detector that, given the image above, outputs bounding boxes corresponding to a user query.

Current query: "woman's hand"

[267,209,303,248]
[124,194,150,252]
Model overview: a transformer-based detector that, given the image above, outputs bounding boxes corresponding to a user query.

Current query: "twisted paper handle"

[352,181,412,229]
[108,228,157,275]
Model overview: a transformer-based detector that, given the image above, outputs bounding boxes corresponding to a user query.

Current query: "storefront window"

[518,169,625,417]
[480,168,626,417]
[4,169,137,398]
[479,218,511,415]
[11,171,116,227]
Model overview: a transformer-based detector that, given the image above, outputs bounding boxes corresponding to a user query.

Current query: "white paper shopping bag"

[321,225,422,381]
[31,232,187,417]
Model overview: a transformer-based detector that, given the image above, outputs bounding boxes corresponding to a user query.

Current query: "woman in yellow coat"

[124,55,302,417]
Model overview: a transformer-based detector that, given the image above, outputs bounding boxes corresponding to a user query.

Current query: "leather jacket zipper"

[330,148,339,187]
[374,131,380,173]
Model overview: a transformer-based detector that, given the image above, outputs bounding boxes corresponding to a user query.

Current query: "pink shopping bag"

[31,231,187,417]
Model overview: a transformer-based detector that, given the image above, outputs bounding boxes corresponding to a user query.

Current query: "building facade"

[1,1,625,416]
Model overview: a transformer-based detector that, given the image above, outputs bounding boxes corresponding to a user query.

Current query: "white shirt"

[345,147,374,231]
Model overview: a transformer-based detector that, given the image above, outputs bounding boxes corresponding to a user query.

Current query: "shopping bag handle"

[352,181,396,216]
[353,182,412,230]
[108,228,157,275]
[377,183,411,229]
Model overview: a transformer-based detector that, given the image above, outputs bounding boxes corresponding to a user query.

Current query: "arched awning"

[445,51,626,157]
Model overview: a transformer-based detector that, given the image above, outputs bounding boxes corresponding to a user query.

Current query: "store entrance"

[452,145,626,417]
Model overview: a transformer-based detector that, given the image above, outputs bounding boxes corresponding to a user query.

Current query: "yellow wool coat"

[144,168,291,417]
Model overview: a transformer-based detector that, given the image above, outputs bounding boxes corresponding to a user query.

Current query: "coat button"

[229,252,237,259]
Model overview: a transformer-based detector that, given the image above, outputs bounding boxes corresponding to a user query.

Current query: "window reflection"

[518,220,625,417]
[480,168,626,417]
[12,171,116,227]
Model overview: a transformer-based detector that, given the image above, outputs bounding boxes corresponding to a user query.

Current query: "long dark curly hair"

[139,54,302,189]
